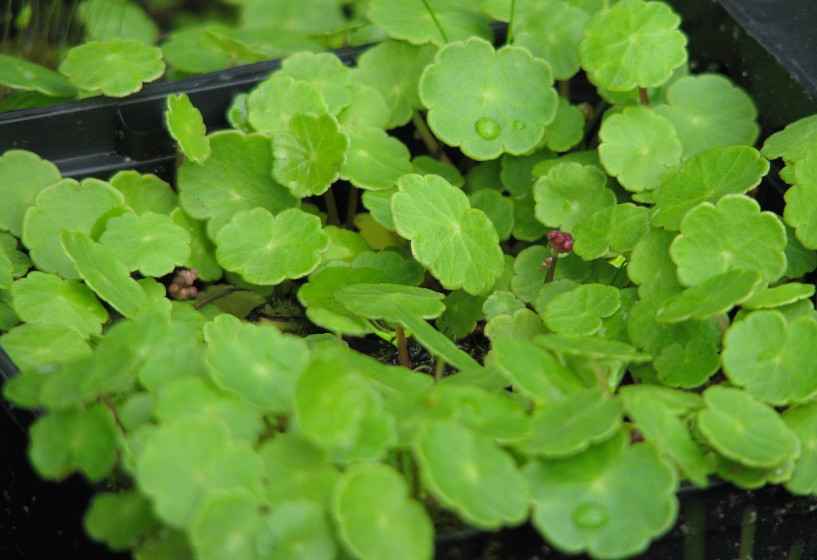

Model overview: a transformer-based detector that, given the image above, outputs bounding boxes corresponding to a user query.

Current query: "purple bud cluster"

[169,267,198,300]
[547,230,574,254]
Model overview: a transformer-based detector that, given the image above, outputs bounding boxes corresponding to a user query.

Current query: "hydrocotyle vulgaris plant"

[4,1,817,559]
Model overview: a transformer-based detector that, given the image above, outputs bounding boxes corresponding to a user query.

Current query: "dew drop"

[513,120,526,131]
[572,502,608,529]
[475,117,501,140]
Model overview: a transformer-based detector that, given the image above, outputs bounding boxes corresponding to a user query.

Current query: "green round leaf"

[215,207,329,286]
[783,144,817,249]
[521,388,623,458]
[259,434,339,506]
[669,194,787,286]
[77,0,159,43]
[84,491,157,551]
[135,415,264,529]
[333,464,433,560]
[653,74,759,158]
[598,106,682,192]
[368,0,493,46]
[339,127,413,191]
[655,269,763,323]
[696,385,800,468]
[166,93,211,164]
[572,203,650,260]
[29,404,120,481]
[100,212,191,277]
[469,189,514,241]
[0,150,62,238]
[723,310,817,406]
[337,82,392,130]
[59,39,165,96]
[743,283,815,310]
[512,0,589,80]
[11,271,108,337]
[22,177,126,278]
[0,323,91,375]
[534,162,616,231]
[335,283,445,322]
[783,402,817,495]
[204,315,309,414]
[537,333,651,363]
[60,231,148,318]
[541,284,621,335]
[413,419,530,528]
[579,0,687,91]
[110,170,178,216]
[651,146,769,230]
[392,174,504,295]
[190,489,263,560]
[278,51,353,114]
[525,436,678,559]
[0,54,77,97]
[259,500,338,560]
[247,74,328,134]
[352,41,438,129]
[273,113,349,198]
[177,131,298,238]
[420,38,558,160]
[762,113,817,163]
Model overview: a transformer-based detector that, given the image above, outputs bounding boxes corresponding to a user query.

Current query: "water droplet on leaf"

[572,502,607,528]
[475,117,501,140]
[513,120,526,131]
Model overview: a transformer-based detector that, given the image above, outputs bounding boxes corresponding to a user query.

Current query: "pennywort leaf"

[166,93,211,164]
[215,208,329,286]
[392,174,504,295]
[59,39,165,97]
[100,212,191,277]
[420,38,558,160]
[0,150,61,237]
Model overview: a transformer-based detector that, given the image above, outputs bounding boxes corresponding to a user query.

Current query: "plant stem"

[412,111,452,164]
[324,188,341,227]
[738,504,757,560]
[434,357,446,382]
[507,0,517,44]
[194,287,252,309]
[396,323,410,369]
[545,254,558,283]
[559,79,571,101]
[715,314,730,334]
[421,0,449,43]
[638,87,649,106]
[345,185,358,228]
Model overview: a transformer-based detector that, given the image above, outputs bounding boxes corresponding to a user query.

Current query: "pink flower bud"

[547,230,574,254]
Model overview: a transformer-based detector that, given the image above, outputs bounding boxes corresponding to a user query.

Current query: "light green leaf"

[29,404,120,481]
[669,194,787,286]
[0,54,77,97]
[78,0,159,43]
[398,308,482,373]
[537,333,651,363]
[469,189,514,241]
[368,0,493,45]
[392,174,503,295]
[541,98,585,152]
[59,39,165,96]
[352,41,438,128]
[783,402,817,495]
[259,434,339,507]
[521,387,623,458]
[512,0,589,80]
[11,271,108,337]
[541,284,621,335]
[110,171,177,216]
[743,283,815,310]
[189,489,263,560]
[598,106,682,192]
[259,500,337,560]
[0,150,62,238]
[166,93,211,164]
[655,269,763,323]
[723,310,817,406]
[653,74,759,158]
[0,323,91,375]
[60,231,148,318]
[177,131,298,238]
[273,113,349,198]
[22,177,125,278]
[784,144,817,249]
[651,146,769,230]
[627,228,682,300]
[413,419,530,528]
[534,162,616,231]
[84,491,157,551]
[333,464,433,560]
[339,127,413,191]
[579,0,687,91]
[247,74,328,134]
[420,38,558,160]
[278,51,353,114]
[337,82,392,130]
[526,435,678,559]
[572,203,650,260]
[100,212,191,277]
[437,289,485,340]
[761,113,817,163]
[696,385,800,468]
[335,283,444,322]
[215,208,329,286]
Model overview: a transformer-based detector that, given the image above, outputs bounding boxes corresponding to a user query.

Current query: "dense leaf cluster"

[3,1,817,559]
